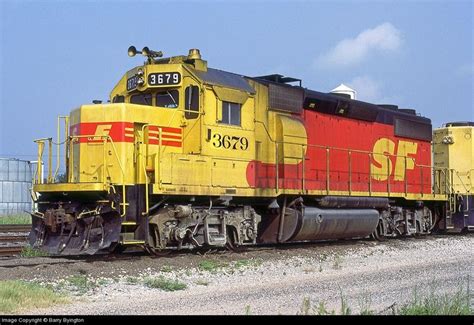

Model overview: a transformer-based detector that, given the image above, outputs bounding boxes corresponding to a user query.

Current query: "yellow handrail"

[140,124,163,216]
[33,137,52,184]
[67,134,127,217]
[54,116,69,181]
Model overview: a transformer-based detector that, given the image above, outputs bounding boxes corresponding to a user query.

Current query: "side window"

[130,93,152,106]
[156,90,179,108]
[184,85,199,119]
[221,101,241,126]
[112,95,125,103]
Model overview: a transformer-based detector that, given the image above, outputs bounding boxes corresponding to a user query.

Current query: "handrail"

[67,134,127,217]
[140,124,163,216]
[453,169,472,194]
[268,138,451,197]
[255,121,447,178]
[54,116,69,181]
[33,137,52,184]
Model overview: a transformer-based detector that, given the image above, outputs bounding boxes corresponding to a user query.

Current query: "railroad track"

[0,224,31,257]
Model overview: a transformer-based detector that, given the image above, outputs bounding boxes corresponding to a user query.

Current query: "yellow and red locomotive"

[30,46,473,255]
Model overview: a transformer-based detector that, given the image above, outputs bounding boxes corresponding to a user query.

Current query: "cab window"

[130,93,152,106]
[156,90,179,108]
[185,85,199,119]
[221,101,241,126]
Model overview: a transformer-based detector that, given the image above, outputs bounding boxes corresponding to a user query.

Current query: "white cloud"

[346,75,396,104]
[315,22,402,68]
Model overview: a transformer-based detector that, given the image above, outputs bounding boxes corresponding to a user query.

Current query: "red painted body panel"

[247,110,432,195]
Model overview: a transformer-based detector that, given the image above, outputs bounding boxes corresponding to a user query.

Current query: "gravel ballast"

[2,234,472,315]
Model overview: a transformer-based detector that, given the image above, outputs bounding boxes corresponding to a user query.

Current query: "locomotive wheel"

[225,228,247,253]
[145,223,171,256]
[144,245,171,257]
[370,220,385,241]
[111,243,127,254]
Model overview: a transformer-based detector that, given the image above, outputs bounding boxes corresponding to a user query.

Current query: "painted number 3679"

[212,133,249,150]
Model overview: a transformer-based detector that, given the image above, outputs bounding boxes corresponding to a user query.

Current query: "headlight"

[442,136,454,144]
[137,77,145,86]
[137,68,144,76]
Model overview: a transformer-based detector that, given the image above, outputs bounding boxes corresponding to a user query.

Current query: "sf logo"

[370,138,418,181]
[91,124,112,142]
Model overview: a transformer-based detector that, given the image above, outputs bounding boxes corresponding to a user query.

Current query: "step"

[208,234,226,246]
[121,221,137,226]
[120,240,145,245]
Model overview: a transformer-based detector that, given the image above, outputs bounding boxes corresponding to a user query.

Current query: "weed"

[144,276,187,291]
[0,214,31,225]
[300,297,312,315]
[97,279,109,286]
[357,292,373,315]
[20,246,48,258]
[67,275,97,294]
[160,265,173,273]
[299,298,336,315]
[339,293,351,315]
[245,305,252,315]
[332,254,343,270]
[234,258,263,270]
[198,260,227,272]
[294,283,472,316]
[125,277,139,285]
[397,287,472,315]
[316,301,334,315]
[318,253,329,262]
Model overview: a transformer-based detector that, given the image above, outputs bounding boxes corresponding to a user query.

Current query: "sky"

[0,0,472,161]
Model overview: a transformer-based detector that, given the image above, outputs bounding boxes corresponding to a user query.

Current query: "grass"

[198,260,228,272]
[125,276,140,285]
[0,214,31,225]
[66,274,98,294]
[197,259,262,274]
[297,284,473,316]
[234,258,262,269]
[0,280,67,314]
[398,287,472,315]
[144,276,187,291]
[160,265,174,273]
[20,246,49,257]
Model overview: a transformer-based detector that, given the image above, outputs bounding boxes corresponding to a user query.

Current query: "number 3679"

[212,133,249,150]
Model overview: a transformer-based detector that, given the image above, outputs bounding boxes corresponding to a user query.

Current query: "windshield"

[156,90,179,108]
[129,89,179,108]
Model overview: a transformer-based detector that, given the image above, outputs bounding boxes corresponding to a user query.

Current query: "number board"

[148,72,181,86]
[127,75,138,91]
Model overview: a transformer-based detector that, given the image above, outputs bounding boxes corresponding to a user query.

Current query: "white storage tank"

[0,158,33,215]
[330,84,357,100]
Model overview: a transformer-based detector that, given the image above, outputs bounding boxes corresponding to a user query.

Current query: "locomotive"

[29,46,474,255]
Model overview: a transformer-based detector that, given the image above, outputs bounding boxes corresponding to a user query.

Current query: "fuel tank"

[279,207,379,242]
